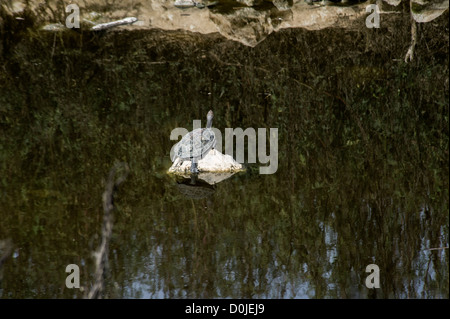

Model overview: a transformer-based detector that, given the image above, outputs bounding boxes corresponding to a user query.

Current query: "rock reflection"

[176,175,216,200]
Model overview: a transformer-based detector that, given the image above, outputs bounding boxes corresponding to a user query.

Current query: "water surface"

[0,4,448,299]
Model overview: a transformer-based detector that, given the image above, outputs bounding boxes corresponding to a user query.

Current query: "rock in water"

[168,149,244,174]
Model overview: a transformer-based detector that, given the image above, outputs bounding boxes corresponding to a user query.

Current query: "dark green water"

[0,6,448,298]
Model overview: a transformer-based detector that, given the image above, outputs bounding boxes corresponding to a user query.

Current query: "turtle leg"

[191,158,199,174]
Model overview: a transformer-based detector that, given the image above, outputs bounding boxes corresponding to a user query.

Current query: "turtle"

[171,110,216,174]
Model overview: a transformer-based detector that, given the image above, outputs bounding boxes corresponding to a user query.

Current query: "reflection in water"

[0,4,448,299]
[176,175,216,200]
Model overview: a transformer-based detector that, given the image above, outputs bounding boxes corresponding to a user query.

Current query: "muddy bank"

[2,0,448,47]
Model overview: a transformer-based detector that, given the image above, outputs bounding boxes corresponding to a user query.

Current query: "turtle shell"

[173,128,216,161]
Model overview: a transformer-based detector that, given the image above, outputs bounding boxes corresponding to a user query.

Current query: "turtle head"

[206,110,213,128]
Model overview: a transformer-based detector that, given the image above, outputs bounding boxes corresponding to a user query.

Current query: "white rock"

[168,149,244,174]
